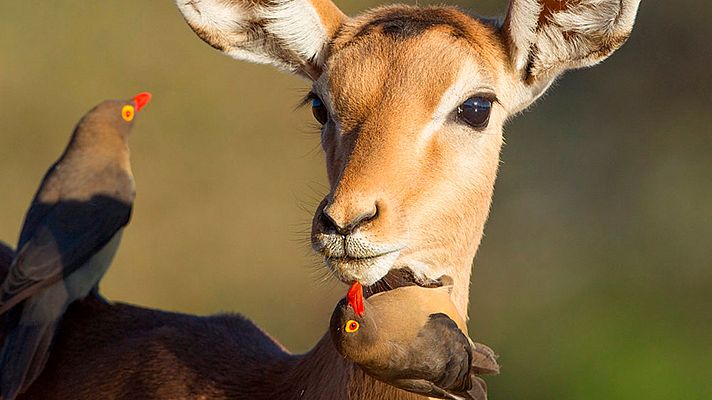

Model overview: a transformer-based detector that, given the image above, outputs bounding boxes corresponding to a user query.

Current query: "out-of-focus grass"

[1,1,710,399]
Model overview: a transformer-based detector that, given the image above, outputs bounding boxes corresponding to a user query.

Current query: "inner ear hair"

[504,0,641,82]
[176,0,346,79]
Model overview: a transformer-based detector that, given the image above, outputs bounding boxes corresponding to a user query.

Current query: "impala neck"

[279,333,425,400]
[449,169,499,321]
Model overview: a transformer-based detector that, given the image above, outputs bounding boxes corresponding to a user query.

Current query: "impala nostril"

[322,202,380,235]
[320,208,342,234]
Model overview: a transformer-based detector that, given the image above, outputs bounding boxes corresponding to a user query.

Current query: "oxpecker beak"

[132,92,152,112]
[347,282,365,317]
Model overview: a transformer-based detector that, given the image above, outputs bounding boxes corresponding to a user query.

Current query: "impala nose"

[322,202,379,235]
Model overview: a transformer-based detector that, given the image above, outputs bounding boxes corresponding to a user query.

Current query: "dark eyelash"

[469,92,499,105]
[296,92,319,109]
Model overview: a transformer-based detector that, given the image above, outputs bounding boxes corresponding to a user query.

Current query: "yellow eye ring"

[121,105,135,122]
[345,320,360,333]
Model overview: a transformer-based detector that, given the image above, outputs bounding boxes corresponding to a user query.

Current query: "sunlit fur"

[308,1,638,316]
[309,8,509,315]
[175,0,640,318]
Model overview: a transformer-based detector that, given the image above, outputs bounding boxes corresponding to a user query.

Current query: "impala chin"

[312,231,404,285]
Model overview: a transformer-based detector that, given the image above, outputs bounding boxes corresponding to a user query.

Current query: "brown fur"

[311,5,508,313]
[0,242,13,345]
[10,297,422,400]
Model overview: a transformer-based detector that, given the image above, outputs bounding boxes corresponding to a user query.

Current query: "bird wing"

[399,313,474,394]
[0,195,132,314]
[16,163,62,249]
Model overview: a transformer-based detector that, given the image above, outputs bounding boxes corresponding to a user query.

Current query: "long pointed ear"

[176,0,346,80]
[502,0,641,111]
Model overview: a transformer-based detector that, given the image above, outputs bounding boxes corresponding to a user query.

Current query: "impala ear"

[501,0,641,111]
[176,0,346,80]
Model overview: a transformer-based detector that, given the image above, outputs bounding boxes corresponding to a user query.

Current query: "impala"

[2,0,640,398]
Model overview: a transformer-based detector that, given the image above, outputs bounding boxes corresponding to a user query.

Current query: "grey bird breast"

[64,228,124,298]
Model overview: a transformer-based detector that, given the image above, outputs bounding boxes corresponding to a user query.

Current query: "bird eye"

[457,96,492,129]
[121,105,135,122]
[311,97,328,125]
[345,320,360,333]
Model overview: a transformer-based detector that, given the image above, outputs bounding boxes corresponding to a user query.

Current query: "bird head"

[329,295,377,365]
[75,92,152,144]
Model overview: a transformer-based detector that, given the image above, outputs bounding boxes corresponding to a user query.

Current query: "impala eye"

[457,96,492,129]
[311,97,328,125]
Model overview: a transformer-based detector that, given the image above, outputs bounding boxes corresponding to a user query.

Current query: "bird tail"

[0,318,57,400]
[469,340,500,375]
[464,376,488,400]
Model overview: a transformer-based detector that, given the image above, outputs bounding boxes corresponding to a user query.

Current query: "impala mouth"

[324,250,401,286]
[322,248,447,297]
[328,251,398,262]
[313,231,443,294]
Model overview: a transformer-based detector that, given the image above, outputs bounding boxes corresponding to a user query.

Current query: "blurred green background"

[1,1,710,399]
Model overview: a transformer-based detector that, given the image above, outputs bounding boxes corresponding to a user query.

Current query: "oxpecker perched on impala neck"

[0,92,151,400]
[331,283,499,400]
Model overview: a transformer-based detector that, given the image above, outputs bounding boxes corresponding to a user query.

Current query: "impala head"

[177,0,640,313]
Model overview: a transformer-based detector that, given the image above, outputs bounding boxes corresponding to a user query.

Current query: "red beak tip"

[132,92,152,112]
[347,281,365,317]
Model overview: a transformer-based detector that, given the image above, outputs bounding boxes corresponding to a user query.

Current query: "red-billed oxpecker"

[0,93,151,400]
[331,282,499,400]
